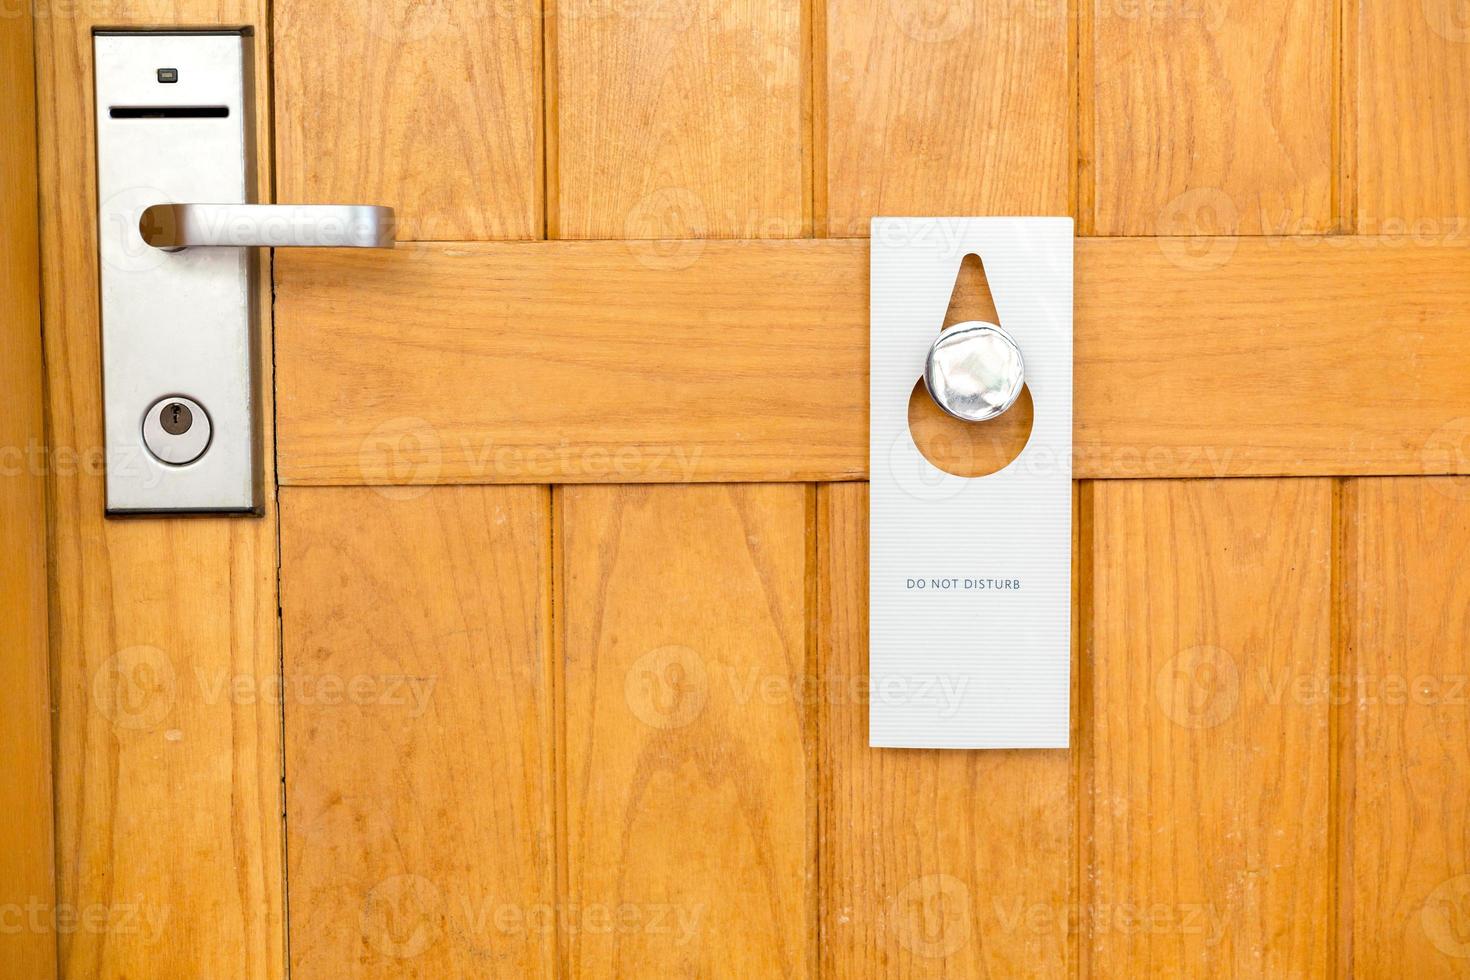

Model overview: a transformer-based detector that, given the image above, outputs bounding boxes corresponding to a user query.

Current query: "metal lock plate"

[94,30,260,514]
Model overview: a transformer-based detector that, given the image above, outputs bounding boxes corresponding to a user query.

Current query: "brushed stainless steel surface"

[923,320,1027,422]
[140,203,396,248]
[95,30,260,513]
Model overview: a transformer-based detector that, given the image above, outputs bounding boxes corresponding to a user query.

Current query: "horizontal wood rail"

[277,237,1470,484]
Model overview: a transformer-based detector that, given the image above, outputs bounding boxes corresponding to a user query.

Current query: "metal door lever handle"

[139,203,395,249]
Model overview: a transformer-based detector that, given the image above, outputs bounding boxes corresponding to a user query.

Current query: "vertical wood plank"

[274,0,543,241]
[823,0,1071,237]
[34,3,284,976]
[1356,0,1470,235]
[818,483,1072,976]
[1087,479,1333,976]
[560,484,813,977]
[1336,0,1357,232]
[0,2,56,975]
[280,486,555,978]
[1088,0,1334,236]
[554,8,812,970]
[1346,479,1470,976]
[553,0,807,239]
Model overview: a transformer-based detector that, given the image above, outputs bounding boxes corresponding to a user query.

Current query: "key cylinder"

[142,395,211,465]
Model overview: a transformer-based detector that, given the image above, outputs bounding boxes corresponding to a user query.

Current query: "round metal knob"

[922,321,1026,422]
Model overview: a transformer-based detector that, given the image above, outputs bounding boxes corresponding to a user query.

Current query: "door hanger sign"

[869,218,1074,749]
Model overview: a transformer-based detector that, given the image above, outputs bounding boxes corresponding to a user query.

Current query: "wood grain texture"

[280,487,554,979]
[33,3,284,976]
[274,0,542,241]
[0,3,56,976]
[553,0,807,239]
[1345,479,1470,976]
[1356,0,1470,236]
[1085,479,1333,977]
[275,237,1470,484]
[817,483,1071,976]
[823,0,1070,237]
[559,484,813,977]
[1087,0,1333,236]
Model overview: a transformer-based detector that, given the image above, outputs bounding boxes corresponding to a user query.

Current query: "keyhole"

[141,395,210,466]
[160,401,192,436]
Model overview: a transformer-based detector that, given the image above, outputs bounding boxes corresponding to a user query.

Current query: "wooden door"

[21,0,1470,977]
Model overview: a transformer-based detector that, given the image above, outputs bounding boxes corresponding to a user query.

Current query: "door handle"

[140,203,396,249]
[924,320,1026,422]
[94,29,401,514]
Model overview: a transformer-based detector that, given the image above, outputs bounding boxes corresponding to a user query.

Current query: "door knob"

[923,320,1026,422]
[139,203,395,249]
